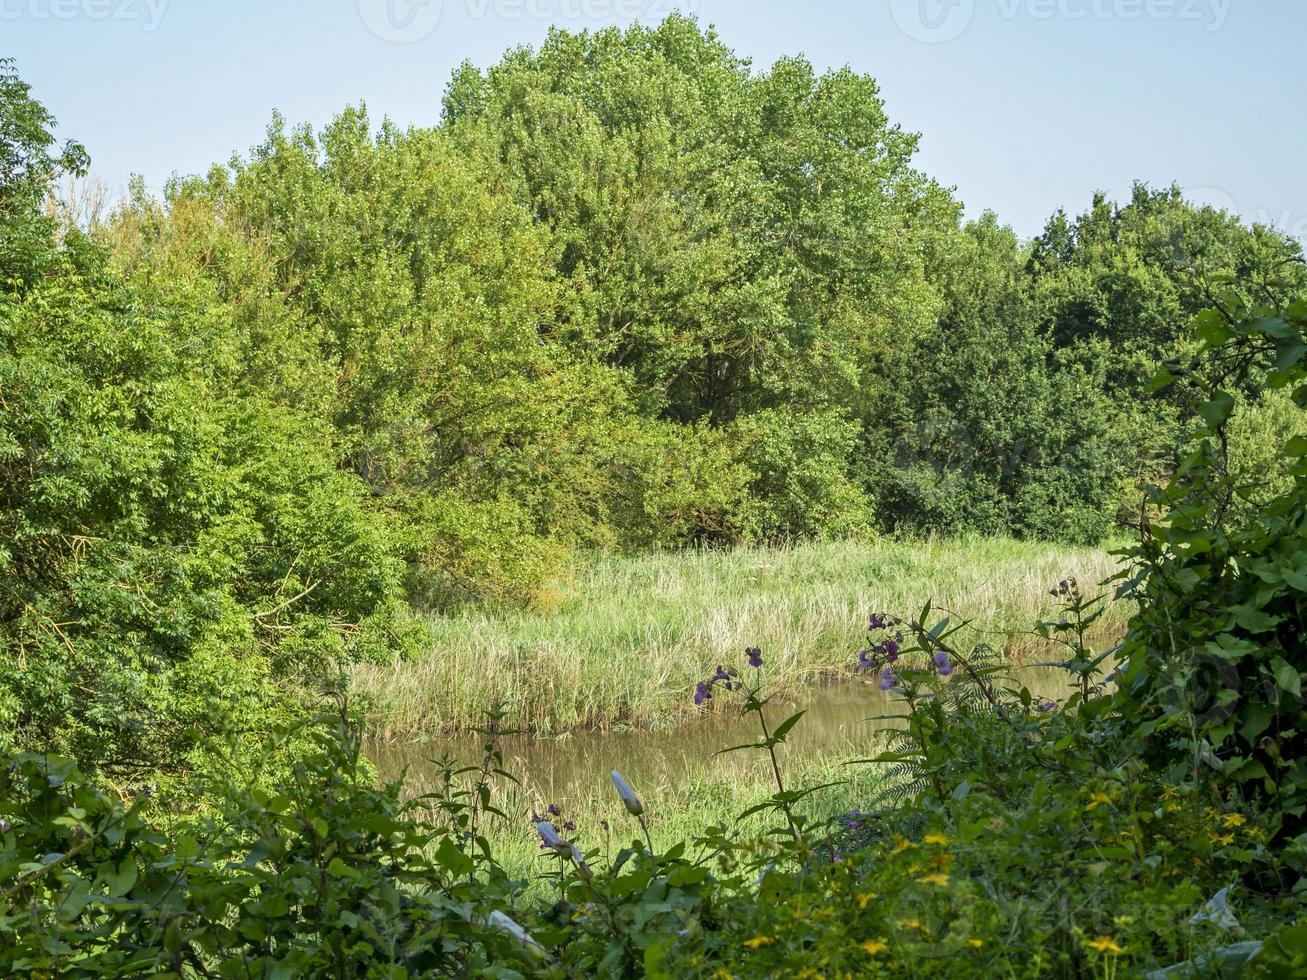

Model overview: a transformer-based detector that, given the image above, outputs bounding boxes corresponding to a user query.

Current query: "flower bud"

[571,846,594,881]
[535,820,566,852]
[488,911,547,958]
[610,770,644,816]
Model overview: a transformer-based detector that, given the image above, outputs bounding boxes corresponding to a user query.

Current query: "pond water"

[368,667,1078,813]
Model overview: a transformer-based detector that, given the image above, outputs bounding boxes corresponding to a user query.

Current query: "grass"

[382,735,891,890]
[353,536,1127,739]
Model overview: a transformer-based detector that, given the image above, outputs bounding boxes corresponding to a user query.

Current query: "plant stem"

[753,704,799,839]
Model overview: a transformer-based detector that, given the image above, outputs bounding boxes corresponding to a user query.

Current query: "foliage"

[866,214,1132,543]
[0,71,408,779]
[4,603,1302,978]
[1114,291,1307,836]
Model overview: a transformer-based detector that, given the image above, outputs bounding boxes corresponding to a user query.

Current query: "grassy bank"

[353,537,1126,738]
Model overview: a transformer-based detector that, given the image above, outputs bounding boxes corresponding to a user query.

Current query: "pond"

[368,666,1078,818]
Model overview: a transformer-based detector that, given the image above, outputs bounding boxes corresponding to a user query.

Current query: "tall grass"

[352,537,1126,738]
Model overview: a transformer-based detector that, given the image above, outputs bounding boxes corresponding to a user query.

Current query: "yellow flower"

[744,934,774,950]
[859,939,889,956]
[1222,813,1247,829]
[890,836,916,856]
[924,832,950,846]
[1210,832,1236,846]
[917,872,951,887]
[967,939,985,949]
[857,891,877,909]
[1086,791,1113,811]
[1085,936,1123,955]
[897,917,925,932]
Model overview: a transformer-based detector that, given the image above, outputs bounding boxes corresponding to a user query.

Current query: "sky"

[6,0,1305,241]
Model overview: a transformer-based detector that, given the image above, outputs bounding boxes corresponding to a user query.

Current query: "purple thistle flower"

[747,647,764,669]
[879,667,896,691]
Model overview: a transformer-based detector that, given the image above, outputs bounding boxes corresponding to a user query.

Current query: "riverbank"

[369,667,1080,884]
[352,537,1127,739]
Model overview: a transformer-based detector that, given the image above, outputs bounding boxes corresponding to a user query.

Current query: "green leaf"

[769,710,806,744]
[1199,391,1236,430]
[104,859,138,898]
[1272,657,1302,698]
[1230,606,1281,634]
[433,837,473,876]
[327,857,360,879]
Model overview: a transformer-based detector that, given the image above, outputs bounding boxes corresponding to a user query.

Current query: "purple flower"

[1038,700,1057,714]
[747,647,764,669]
[712,666,732,684]
[547,803,561,817]
[846,821,860,831]
[884,640,900,663]
[564,820,576,832]
[856,650,878,673]
[694,681,712,706]
[933,651,953,676]
[869,613,890,631]
[879,667,896,692]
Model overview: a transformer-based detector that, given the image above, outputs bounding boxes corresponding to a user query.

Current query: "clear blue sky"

[7,0,1305,240]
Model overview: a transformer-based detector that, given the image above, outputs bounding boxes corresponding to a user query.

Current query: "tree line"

[1,16,1304,776]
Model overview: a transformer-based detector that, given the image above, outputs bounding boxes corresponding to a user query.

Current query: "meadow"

[353,536,1127,739]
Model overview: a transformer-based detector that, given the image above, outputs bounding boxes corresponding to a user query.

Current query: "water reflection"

[369,667,1078,810]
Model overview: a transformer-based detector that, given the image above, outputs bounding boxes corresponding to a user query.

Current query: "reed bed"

[352,536,1127,739]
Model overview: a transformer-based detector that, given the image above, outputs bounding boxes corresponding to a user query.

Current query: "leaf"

[713,741,767,757]
[104,859,138,898]
[1272,657,1302,699]
[769,710,806,744]
[327,857,360,879]
[1199,391,1236,430]
[1230,606,1281,634]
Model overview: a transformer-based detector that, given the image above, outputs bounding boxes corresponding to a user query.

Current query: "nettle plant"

[1115,293,1307,841]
